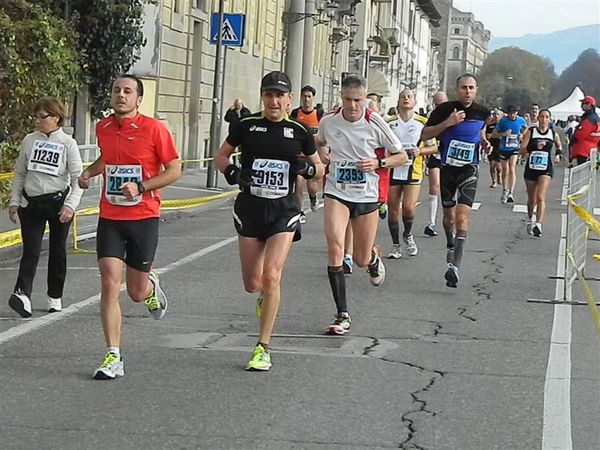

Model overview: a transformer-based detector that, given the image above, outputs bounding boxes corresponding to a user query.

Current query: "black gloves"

[223,164,252,187]
[295,157,316,179]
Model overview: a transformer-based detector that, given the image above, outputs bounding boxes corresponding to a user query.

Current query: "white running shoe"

[9,291,32,318]
[387,244,402,259]
[48,297,62,313]
[145,271,167,320]
[93,352,124,380]
[367,245,386,287]
[526,221,534,236]
[533,223,542,238]
[501,190,508,204]
[403,234,418,256]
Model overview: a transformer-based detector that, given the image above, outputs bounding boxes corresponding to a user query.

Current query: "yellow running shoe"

[245,344,272,371]
[255,294,263,318]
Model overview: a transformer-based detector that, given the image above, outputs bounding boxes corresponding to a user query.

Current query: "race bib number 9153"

[250,158,290,199]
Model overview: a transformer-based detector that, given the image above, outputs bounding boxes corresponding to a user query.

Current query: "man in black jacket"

[224,98,251,134]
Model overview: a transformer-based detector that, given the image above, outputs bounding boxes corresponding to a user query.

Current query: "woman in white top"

[8,97,83,317]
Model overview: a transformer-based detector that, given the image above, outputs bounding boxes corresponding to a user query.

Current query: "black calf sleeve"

[327,265,347,314]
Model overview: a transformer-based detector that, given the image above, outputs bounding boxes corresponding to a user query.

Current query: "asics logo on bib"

[249,125,268,132]
[259,160,287,170]
[110,167,138,175]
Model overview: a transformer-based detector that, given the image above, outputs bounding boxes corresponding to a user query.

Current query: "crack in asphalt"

[362,337,445,450]
[458,225,521,323]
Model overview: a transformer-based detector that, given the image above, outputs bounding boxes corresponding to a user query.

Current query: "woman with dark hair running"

[518,109,562,238]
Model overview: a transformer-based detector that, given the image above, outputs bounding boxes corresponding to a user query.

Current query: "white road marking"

[594,208,600,216]
[542,212,572,450]
[0,236,237,345]
[471,202,481,211]
[512,204,528,213]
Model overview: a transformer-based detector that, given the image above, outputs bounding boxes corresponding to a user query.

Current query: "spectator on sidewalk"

[8,97,83,318]
[570,96,600,166]
[224,98,251,134]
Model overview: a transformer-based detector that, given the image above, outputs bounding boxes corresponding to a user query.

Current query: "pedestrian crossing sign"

[210,13,245,47]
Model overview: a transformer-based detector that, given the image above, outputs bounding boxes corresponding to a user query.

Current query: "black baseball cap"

[506,105,518,113]
[261,71,292,93]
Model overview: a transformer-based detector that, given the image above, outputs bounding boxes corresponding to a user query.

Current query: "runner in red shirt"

[78,75,181,380]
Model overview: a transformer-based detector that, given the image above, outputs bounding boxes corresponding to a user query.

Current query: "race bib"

[528,151,548,171]
[27,140,65,176]
[105,164,142,206]
[249,158,290,199]
[392,144,414,181]
[335,160,366,192]
[505,134,520,149]
[446,140,475,167]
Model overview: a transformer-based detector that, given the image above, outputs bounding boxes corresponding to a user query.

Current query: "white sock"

[108,347,120,357]
[535,222,542,229]
[344,253,353,263]
[428,194,438,225]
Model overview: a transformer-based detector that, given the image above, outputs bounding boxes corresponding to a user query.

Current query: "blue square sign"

[210,13,245,47]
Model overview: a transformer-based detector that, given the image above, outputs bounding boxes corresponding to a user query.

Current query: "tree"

[30,0,150,117]
[0,0,80,171]
[550,48,600,103]
[477,47,556,110]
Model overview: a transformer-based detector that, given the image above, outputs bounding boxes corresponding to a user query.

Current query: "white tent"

[548,86,600,121]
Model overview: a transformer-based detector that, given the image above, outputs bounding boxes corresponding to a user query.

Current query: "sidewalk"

[0,168,236,261]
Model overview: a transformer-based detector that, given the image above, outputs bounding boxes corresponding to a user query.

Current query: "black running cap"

[261,71,292,93]
[506,105,518,113]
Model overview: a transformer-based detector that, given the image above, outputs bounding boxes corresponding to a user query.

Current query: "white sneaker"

[387,244,402,259]
[501,190,508,204]
[367,245,386,287]
[526,221,534,236]
[9,291,32,318]
[48,297,62,313]
[403,234,418,256]
[93,352,124,380]
[145,271,168,320]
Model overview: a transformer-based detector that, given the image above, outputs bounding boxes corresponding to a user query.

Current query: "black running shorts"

[499,150,518,161]
[324,194,379,218]
[524,165,553,180]
[233,193,302,242]
[426,156,441,170]
[440,164,478,208]
[96,217,159,272]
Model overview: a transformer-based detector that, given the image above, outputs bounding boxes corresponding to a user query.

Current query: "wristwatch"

[136,181,146,194]
[378,158,387,168]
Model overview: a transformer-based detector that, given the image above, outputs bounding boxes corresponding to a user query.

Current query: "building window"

[195,0,207,11]
[454,27,460,35]
[174,0,182,14]
[452,47,460,59]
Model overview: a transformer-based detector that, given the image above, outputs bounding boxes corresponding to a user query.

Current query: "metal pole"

[207,0,225,188]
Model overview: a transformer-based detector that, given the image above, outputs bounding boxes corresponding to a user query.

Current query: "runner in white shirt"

[386,89,437,258]
[316,74,407,335]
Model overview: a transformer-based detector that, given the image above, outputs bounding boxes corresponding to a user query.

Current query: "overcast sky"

[452,0,600,38]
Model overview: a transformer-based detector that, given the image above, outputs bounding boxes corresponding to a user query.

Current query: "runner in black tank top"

[518,109,563,237]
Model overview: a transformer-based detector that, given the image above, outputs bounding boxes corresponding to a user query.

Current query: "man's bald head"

[432,91,448,107]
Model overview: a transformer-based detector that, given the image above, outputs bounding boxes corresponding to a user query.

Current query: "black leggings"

[15,202,72,299]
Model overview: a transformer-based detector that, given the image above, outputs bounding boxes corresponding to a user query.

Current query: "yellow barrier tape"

[566,249,600,340]
[0,172,13,181]
[0,189,238,249]
[0,229,22,248]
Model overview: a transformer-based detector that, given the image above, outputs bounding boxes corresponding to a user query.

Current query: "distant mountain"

[489,25,600,74]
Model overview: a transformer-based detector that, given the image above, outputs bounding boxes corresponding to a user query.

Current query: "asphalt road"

[0,163,598,450]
